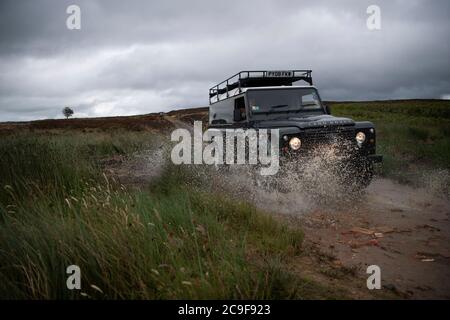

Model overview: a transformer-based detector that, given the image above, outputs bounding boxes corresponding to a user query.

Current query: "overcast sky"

[0,0,449,121]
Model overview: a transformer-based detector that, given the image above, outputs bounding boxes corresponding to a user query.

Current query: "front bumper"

[367,154,383,163]
[279,149,383,164]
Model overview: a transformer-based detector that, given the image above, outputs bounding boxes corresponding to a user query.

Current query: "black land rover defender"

[208,70,382,187]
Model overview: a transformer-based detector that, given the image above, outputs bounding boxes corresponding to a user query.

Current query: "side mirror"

[324,105,331,115]
[233,109,242,122]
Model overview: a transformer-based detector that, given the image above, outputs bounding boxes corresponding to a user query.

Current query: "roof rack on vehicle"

[209,70,313,103]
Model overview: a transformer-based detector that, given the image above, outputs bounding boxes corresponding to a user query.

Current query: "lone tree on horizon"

[63,107,74,119]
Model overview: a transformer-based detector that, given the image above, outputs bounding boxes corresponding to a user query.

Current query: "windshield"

[247,88,323,116]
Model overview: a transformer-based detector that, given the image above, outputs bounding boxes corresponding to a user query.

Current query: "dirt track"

[272,178,450,299]
[218,163,450,298]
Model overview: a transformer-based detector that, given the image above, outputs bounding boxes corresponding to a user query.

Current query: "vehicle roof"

[241,85,318,92]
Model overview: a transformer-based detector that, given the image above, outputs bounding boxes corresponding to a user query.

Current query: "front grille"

[301,127,355,148]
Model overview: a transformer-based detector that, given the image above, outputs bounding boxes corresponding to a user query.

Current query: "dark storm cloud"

[0,0,449,121]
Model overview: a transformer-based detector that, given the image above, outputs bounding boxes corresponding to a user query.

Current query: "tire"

[349,159,374,189]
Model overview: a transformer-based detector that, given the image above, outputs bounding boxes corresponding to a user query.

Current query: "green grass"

[0,132,342,300]
[330,100,450,187]
[4,99,444,299]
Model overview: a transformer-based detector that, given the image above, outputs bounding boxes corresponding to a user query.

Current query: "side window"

[234,97,247,121]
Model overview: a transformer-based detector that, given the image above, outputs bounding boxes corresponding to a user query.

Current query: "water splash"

[181,140,368,215]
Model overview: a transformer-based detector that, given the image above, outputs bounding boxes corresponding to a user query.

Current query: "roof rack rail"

[209,70,313,103]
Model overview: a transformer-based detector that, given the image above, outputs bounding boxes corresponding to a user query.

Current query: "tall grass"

[0,132,317,299]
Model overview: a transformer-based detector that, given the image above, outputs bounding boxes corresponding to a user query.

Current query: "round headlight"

[289,137,301,150]
[356,132,366,144]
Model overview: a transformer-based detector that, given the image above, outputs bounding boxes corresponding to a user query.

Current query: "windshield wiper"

[269,104,289,109]
[302,102,319,107]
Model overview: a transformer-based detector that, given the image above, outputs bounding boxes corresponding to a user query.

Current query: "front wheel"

[346,159,374,190]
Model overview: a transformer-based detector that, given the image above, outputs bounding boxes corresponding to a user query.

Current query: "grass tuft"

[0,132,317,299]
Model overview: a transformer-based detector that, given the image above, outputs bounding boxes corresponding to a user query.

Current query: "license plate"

[266,71,293,77]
